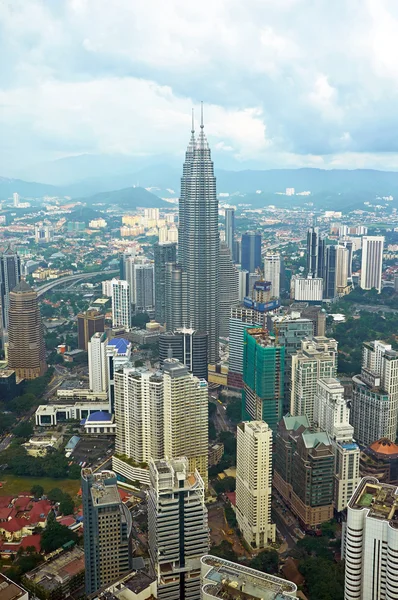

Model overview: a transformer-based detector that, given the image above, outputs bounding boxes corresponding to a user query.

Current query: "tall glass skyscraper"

[241,232,262,273]
[177,109,220,364]
[0,247,21,332]
[224,207,235,259]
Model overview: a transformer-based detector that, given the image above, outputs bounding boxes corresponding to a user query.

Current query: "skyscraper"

[224,207,235,260]
[163,357,208,488]
[0,247,21,332]
[263,253,281,298]
[164,262,187,332]
[88,332,108,393]
[314,378,360,512]
[178,109,220,364]
[241,232,262,274]
[154,241,177,324]
[133,263,154,313]
[106,338,132,413]
[82,468,132,596]
[236,421,276,548]
[360,235,384,293]
[227,307,260,389]
[7,280,47,379]
[324,245,337,299]
[344,477,398,600]
[290,336,338,424]
[158,327,208,379]
[351,340,398,446]
[77,309,105,351]
[219,242,239,338]
[111,279,131,329]
[306,227,325,278]
[148,457,209,600]
[335,243,350,294]
[242,328,285,432]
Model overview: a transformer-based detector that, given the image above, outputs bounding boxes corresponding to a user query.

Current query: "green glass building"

[242,328,285,432]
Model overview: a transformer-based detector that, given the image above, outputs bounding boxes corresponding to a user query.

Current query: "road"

[272,508,297,549]
[354,303,398,314]
[35,269,118,297]
[0,434,13,452]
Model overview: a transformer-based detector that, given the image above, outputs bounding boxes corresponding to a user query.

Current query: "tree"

[47,488,64,503]
[13,421,34,440]
[226,398,242,424]
[68,463,81,479]
[59,494,75,516]
[213,477,236,495]
[131,312,150,328]
[9,393,37,415]
[250,549,279,574]
[31,485,44,499]
[218,431,236,457]
[0,412,15,434]
[210,540,238,562]
[41,520,78,553]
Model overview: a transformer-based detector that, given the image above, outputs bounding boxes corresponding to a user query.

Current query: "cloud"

[2,0,398,174]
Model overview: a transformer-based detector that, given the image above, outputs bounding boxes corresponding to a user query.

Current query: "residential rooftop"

[0,573,28,600]
[349,477,398,528]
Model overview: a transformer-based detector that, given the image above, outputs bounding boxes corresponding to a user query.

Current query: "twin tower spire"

[188,102,209,152]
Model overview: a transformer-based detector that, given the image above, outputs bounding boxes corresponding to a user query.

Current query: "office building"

[111,279,131,329]
[200,555,297,600]
[164,262,188,332]
[82,468,132,596]
[114,367,164,465]
[219,242,239,337]
[241,232,262,273]
[224,207,235,260]
[263,253,281,298]
[291,274,323,302]
[270,312,314,412]
[344,477,398,600]
[227,307,259,389]
[314,378,360,512]
[360,438,398,485]
[287,303,326,337]
[351,340,398,446]
[274,415,335,529]
[134,263,154,313]
[306,227,325,278]
[148,457,209,600]
[163,358,208,488]
[0,247,21,332]
[88,332,108,393]
[35,223,54,244]
[178,111,220,364]
[106,338,132,413]
[94,571,156,600]
[243,280,280,322]
[290,336,338,425]
[236,421,276,548]
[324,245,337,300]
[154,241,177,324]
[242,328,285,432]
[360,235,384,293]
[7,280,47,379]
[335,243,350,295]
[237,268,249,300]
[158,328,208,379]
[77,309,105,351]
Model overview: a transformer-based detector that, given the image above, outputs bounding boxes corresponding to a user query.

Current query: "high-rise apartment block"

[242,328,285,432]
[77,309,105,351]
[200,555,297,600]
[158,327,208,379]
[163,358,208,487]
[236,421,276,548]
[290,274,323,302]
[344,477,398,600]
[0,247,21,332]
[82,468,132,596]
[241,232,262,274]
[154,241,177,324]
[227,307,260,389]
[133,263,154,313]
[106,338,132,413]
[111,279,131,329]
[290,336,338,424]
[274,415,335,529]
[264,253,281,298]
[351,340,398,446]
[13,192,20,207]
[88,332,108,393]
[148,457,209,600]
[219,242,239,338]
[360,235,384,293]
[314,378,360,512]
[7,280,47,379]
[224,207,235,260]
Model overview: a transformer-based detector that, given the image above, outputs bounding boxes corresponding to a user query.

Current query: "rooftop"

[369,438,398,457]
[0,573,28,600]
[302,431,331,449]
[23,547,84,589]
[86,410,113,423]
[349,477,398,527]
[201,556,297,600]
[282,415,310,431]
[107,337,131,354]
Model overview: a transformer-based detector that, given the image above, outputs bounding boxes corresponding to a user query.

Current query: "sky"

[2,0,398,176]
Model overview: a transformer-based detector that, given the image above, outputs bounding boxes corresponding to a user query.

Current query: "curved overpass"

[35,270,118,297]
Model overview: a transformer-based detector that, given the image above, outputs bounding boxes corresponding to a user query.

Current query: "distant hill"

[79,186,169,208]
[0,177,59,200]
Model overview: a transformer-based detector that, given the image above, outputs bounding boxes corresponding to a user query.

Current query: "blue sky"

[2,0,398,174]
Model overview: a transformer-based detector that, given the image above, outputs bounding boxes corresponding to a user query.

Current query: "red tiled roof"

[0,507,13,520]
[0,534,41,554]
[369,438,398,457]
[0,518,25,533]
[0,496,13,508]
[58,516,76,527]
[225,492,236,506]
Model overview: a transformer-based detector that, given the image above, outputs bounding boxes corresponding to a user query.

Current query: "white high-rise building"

[219,242,239,338]
[335,244,349,290]
[264,254,281,298]
[344,477,398,600]
[290,336,338,424]
[88,332,108,393]
[13,192,20,207]
[314,378,360,512]
[163,358,208,488]
[148,457,209,600]
[360,235,384,293]
[111,279,131,329]
[236,421,276,548]
[291,274,323,302]
[351,340,398,446]
[114,367,164,464]
[106,338,132,414]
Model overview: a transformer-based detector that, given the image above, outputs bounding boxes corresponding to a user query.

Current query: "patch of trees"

[40,511,78,553]
[5,548,43,583]
[249,549,279,574]
[1,447,81,479]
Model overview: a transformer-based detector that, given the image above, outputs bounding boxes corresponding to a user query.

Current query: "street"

[0,433,13,452]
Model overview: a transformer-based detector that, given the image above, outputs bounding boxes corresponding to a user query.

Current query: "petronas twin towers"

[171,107,220,364]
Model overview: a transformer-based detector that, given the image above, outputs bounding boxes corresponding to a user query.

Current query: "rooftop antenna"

[191,108,195,133]
[200,101,204,129]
